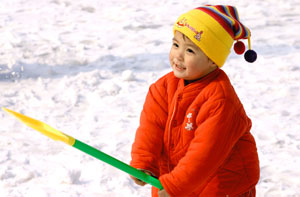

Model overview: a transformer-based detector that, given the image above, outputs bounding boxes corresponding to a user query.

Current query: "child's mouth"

[175,64,186,71]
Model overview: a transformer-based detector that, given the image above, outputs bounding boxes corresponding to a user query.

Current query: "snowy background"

[1,0,300,196]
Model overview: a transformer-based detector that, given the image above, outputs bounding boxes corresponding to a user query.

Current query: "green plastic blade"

[73,139,163,190]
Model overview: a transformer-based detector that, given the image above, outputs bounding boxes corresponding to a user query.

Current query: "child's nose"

[174,50,184,61]
[174,57,182,65]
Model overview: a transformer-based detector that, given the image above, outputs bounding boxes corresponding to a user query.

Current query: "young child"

[130,5,260,197]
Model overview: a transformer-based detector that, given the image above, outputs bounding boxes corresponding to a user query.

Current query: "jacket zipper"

[167,96,178,172]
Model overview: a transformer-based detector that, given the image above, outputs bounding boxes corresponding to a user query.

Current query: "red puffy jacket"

[131,68,260,196]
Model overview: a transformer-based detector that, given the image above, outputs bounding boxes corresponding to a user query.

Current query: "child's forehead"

[173,31,198,47]
[174,31,193,42]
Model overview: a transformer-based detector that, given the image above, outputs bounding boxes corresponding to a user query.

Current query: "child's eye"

[173,43,179,48]
[187,48,195,54]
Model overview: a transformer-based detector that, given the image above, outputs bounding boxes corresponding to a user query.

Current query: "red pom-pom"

[234,41,246,55]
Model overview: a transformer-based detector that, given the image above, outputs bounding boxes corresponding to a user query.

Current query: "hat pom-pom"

[234,41,245,55]
[244,50,257,63]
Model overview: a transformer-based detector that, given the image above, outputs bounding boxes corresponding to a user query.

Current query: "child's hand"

[129,170,152,186]
[158,189,170,197]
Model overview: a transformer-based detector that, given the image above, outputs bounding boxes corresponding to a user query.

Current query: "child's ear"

[208,59,217,68]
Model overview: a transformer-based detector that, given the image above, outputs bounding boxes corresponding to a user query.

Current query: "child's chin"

[173,71,186,79]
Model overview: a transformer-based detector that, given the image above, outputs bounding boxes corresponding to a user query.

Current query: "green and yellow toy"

[2,107,163,190]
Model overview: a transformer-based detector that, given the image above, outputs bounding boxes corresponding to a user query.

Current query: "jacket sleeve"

[159,98,251,196]
[130,78,168,176]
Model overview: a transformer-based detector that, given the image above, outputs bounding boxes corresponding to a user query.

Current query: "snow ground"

[1,0,300,196]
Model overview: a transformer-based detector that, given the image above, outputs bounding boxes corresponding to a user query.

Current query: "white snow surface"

[1,0,300,196]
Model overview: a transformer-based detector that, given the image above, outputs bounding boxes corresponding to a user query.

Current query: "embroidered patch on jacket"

[185,113,194,131]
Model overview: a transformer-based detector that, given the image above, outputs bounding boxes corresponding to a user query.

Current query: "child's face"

[169,31,217,81]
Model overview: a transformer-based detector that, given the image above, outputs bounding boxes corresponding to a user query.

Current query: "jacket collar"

[178,67,221,91]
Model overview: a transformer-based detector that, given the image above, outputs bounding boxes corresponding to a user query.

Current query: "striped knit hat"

[173,5,257,67]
